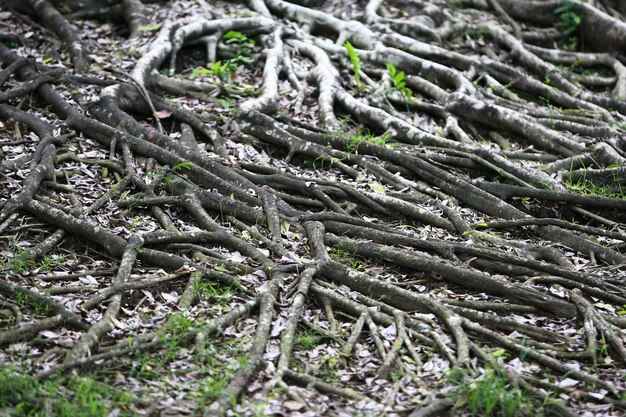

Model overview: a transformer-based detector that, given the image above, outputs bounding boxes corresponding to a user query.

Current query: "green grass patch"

[447,368,553,417]
[344,131,391,152]
[194,278,234,306]
[565,177,624,199]
[0,367,135,416]
[294,328,318,351]
[7,246,65,276]
[194,337,250,406]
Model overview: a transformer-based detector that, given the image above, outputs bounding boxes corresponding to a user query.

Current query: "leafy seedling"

[555,1,582,36]
[224,31,255,64]
[554,1,582,50]
[386,63,412,99]
[344,41,361,86]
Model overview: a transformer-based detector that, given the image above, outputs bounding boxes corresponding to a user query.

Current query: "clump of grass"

[131,312,197,378]
[13,291,52,316]
[194,278,234,306]
[447,368,549,417]
[345,131,391,152]
[0,367,134,416]
[294,328,318,351]
[7,245,65,276]
[565,177,624,199]
[157,312,195,359]
[564,160,625,198]
[194,337,250,406]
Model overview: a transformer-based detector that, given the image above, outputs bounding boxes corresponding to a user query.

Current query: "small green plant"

[294,329,317,351]
[146,166,180,187]
[218,97,237,109]
[191,31,254,84]
[448,368,546,416]
[14,292,51,316]
[565,177,624,199]
[172,161,193,172]
[191,60,237,82]
[298,156,330,170]
[555,1,582,36]
[0,310,16,327]
[197,373,231,404]
[327,246,368,271]
[110,184,121,199]
[212,60,238,82]
[0,367,134,417]
[350,258,365,271]
[565,161,624,198]
[194,338,250,406]
[223,31,255,64]
[345,131,391,152]
[10,250,34,275]
[316,354,340,382]
[194,278,234,306]
[617,304,626,315]
[554,1,582,50]
[157,312,195,361]
[344,41,361,86]
[161,312,194,336]
[131,347,161,379]
[328,247,349,262]
[7,245,64,275]
[386,63,412,99]
[611,122,626,133]
[563,37,579,51]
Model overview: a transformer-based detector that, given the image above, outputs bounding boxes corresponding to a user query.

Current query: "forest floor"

[1,0,626,416]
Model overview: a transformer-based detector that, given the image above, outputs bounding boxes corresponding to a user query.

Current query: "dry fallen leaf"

[161,292,180,303]
[558,378,580,388]
[155,109,172,119]
[283,400,305,411]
